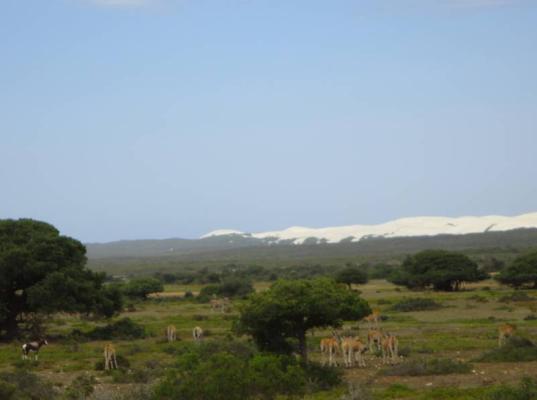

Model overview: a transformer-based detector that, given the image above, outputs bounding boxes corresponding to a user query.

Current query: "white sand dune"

[202,212,537,244]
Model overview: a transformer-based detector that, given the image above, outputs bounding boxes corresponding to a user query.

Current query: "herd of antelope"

[321,309,399,368]
[18,298,523,371]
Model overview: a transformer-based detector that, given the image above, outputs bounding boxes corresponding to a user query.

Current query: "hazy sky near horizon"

[1,0,536,242]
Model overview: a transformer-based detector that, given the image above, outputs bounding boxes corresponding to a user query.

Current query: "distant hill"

[86,213,537,260]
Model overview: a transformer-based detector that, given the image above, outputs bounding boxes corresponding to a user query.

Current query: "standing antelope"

[193,326,203,342]
[363,309,381,329]
[341,336,368,368]
[320,332,340,367]
[166,325,177,342]
[498,323,516,347]
[381,333,399,365]
[104,343,118,370]
[21,338,48,360]
[367,329,383,352]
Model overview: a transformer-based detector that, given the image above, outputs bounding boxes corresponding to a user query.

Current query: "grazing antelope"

[166,325,177,342]
[341,336,368,368]
[192,326,203,342]
[103,343,118,370]
[21,338,48,361]
[320,332,340,367]
[381,333,399,365]
[498,323,516,347]
[363,309,381,329]
[211,297,231,313]
[367,329,383,352]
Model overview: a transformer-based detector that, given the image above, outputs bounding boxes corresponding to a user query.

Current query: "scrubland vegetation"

[3,219,537,399]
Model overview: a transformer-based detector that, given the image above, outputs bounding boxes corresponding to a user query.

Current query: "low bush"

[487,377,537,400]
[499,292,533,303]
[198,278,254,302]
[383,358,472,376]
[477,337,537,362]
[0,369,57,400]
[524,314,537,321]
[468,294,489,303]
[86,318,145,340]
[390,298,442,312]
[63,374,96,400]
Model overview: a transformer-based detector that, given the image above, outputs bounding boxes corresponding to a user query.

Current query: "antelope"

[367,329,383,353]
[363,309,381,329]
[104,343,118,370]
[211,297,231,313]
[320,331,340,367]
[498,323,516,347]
[166,325,177,342]
[21,338,48,361]
[193,326,203,342]
[341,336,368,368]
[381,333,399,365]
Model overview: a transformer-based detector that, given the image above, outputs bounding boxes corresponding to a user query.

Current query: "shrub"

[198,278,254,302]
[302,361,343,391]
[390,298,442,312]
[524,314,537,321]
[383,358,472,376]
[86,318,145,340]
[499,292,533,303]
[155,352,307,400]
[184,291,194,299]
[468,294,489,303]
[63,374,96,400]
[487,377,537,400]
[478,337,537,362]
[0,369,57,400]
[122,277,164,300]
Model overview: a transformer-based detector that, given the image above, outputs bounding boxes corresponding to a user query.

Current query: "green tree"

[122,277,164,300]
[234,278,370,362]
[496,251,537,288]
[335,264,368,288]
[0,219,122,339]
[390,250,487,291]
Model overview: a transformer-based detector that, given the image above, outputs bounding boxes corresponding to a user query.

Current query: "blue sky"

[1,0,536,242]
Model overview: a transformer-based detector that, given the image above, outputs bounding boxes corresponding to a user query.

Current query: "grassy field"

[2,279,537,399]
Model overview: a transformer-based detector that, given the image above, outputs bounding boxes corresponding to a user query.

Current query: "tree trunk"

[3,314,19,340]
[298,331,308,363]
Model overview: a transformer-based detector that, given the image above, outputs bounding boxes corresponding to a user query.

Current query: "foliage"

[154,351,307,400]
[85,318,145,340]
[62,374,96,400]
[497,251,537,288]
[477,337,537,362]
[122,278,164,299]
[335,264,368,288]
[198,278,254,302]
[390,298,443,312]
[389,250,487,291]
[369,263,398,280]
[0,219,122,338]
[499,292,533,303]
[234,278,370,361]
[0,369,57,400]
[487,377,537,400]
[383,358,472,376]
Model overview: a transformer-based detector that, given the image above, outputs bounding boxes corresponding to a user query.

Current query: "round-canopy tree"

[390,250,487,291]
[0,219,122,339]
[234,278,371,362]
[496,251,537,288]
[335,264,368,289]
